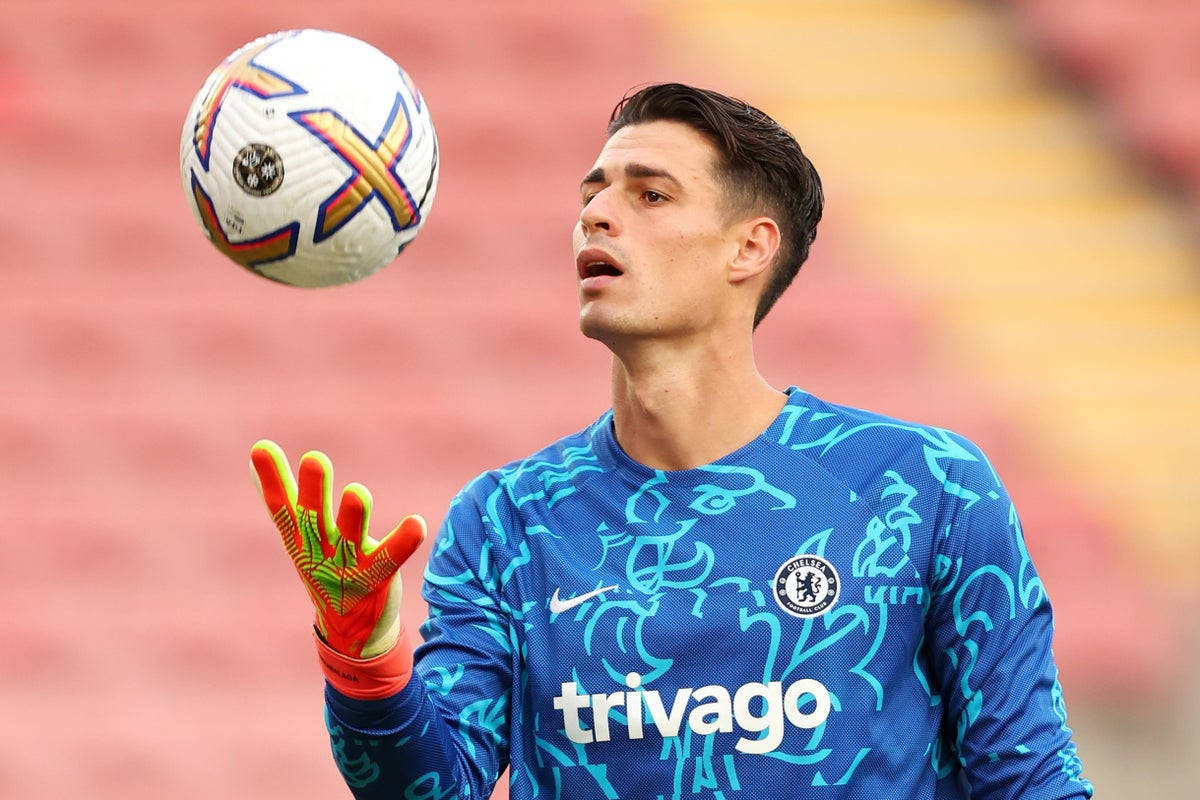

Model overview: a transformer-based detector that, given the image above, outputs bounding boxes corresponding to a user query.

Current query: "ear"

[728,217,780,285]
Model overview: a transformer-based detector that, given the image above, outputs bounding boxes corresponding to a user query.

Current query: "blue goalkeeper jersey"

[324,387,1092,799]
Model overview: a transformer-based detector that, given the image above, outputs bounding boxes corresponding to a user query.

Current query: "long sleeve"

[322,486,516,799]
[923,438,1092,799]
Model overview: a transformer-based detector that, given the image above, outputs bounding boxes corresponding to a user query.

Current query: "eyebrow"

[580,162,683,190]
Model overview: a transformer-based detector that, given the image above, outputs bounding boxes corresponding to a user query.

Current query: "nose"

[579,187,618,236]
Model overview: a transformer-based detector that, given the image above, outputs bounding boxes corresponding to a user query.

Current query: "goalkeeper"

[251,83,1092,799]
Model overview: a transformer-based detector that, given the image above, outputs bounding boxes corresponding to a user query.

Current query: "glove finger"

[297,450,337,552]
[374,514,427,569]
[336,482,373,551]
[250,440,297,514]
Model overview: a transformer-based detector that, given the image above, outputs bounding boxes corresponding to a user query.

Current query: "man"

[251,83,1092,798]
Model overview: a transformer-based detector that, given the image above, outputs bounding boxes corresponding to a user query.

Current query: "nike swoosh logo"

[549,584,618,615]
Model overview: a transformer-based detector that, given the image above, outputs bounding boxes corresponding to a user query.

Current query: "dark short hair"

[608,83,823,327]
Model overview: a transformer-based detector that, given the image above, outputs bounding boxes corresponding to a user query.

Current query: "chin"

[580,312,671,350]
[578,306,628,345]
[578,314,613,343]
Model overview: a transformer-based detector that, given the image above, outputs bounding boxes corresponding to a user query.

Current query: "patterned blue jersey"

[325,387,1092,799]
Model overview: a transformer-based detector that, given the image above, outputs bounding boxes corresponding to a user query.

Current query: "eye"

[643,190,666,203]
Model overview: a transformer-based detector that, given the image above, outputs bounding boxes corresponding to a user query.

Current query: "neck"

[608,335,786,471]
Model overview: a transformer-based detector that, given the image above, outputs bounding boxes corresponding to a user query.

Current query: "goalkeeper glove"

[249,440,426,660]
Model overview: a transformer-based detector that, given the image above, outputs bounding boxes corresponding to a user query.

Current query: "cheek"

[666,231,726,286]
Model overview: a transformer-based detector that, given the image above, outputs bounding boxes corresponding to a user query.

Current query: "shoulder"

[781,389,991,465]
[445,412,612,537]
[778,388,1003,512]
[460,412,610,502]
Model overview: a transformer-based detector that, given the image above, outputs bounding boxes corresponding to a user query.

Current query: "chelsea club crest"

[773,555,840,618]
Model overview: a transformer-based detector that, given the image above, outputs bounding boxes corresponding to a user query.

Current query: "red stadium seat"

[1013,0,1200,200]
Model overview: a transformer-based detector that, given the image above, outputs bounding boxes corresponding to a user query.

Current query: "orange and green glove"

[249,440,426,667]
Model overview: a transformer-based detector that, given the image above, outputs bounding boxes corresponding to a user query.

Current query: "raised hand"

[250,440,426,658]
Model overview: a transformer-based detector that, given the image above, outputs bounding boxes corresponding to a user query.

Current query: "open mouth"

[577,248,624,281]
[583,261,622,278]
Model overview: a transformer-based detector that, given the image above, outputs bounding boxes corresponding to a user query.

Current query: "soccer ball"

[179,29,439,287]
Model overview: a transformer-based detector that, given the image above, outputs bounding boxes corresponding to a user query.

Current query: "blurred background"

[2,0,1197,796]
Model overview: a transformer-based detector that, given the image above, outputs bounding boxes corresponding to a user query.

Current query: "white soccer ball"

[179,29,439,287]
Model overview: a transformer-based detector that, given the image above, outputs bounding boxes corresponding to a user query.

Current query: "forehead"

[589,120,721,183]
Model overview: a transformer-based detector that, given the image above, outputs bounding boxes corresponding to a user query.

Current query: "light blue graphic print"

[400,772,459,800]
[327,716,382,789]
[688,464,797,516]
[503,444,606,515]
[775,403,993,510]
[1052,676,1093,792]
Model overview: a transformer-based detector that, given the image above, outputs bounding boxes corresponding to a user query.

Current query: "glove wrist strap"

[314,628,413,699]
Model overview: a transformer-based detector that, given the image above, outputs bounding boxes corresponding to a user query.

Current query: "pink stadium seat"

[1112,73,1200,186]
[1014,0,1200,199]
[1011,0,1146,88]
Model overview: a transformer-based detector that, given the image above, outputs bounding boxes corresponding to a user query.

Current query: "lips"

[576,247,624,292]
[576,247,624,281]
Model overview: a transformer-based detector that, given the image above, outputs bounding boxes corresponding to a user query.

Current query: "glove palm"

[250,440,425,658]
